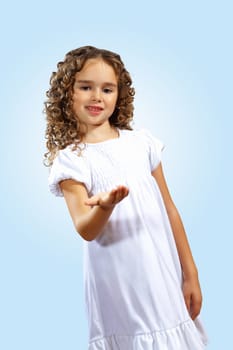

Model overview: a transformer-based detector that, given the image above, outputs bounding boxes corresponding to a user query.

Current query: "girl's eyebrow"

[76,79,117,87]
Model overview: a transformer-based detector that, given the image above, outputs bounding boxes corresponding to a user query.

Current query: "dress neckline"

[84,128,122,146]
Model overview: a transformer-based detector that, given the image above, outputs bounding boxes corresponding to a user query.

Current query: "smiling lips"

[86,105,103,115]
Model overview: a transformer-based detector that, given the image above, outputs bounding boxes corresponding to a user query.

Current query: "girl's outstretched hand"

[182,275,203,320]
[84,185,129,210]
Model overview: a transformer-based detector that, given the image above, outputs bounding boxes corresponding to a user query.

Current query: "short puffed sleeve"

[139,129,165,171]
[48,147,91,197]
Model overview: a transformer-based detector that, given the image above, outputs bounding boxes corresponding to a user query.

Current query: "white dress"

[49,129,208,349]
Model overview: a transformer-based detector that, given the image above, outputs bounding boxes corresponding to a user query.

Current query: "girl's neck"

[83,124,119,144]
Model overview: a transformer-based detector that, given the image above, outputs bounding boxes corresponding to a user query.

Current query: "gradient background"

[1,1,232,349]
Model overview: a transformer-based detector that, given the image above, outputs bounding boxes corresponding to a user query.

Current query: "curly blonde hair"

[44,45,135,166]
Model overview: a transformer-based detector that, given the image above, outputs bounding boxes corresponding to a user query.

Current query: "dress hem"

[88,319,208,350]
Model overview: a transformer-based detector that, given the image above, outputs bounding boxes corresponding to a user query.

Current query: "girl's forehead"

[75,58,118,81]
[82,57,105,68]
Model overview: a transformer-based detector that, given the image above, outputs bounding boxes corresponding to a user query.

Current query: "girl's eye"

[80,86,91,91]
[103,88,113,93]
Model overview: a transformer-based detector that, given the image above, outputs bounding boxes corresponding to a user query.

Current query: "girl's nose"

[91,89,102,102]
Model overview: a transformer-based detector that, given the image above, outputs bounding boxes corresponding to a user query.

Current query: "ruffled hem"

[88,319,208,350]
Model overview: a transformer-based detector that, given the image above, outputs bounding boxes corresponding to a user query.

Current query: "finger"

[122,186,129,197]
[114,186,129,202]
[107,188,118,204]
[114,187,126,203]
[183,291,191,315]
[109,186,124,201]
[118,185,129,194]
[190,295,202,320]
[113,188,122,203]
[120,186,129,200]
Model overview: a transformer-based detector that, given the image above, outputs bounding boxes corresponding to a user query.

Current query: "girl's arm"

[152,164,202,320]
[59,179,129,241]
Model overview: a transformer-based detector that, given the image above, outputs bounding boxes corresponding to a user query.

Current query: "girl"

[45,46,208,349]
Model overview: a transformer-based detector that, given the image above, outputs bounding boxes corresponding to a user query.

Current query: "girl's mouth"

[86,106,103,115]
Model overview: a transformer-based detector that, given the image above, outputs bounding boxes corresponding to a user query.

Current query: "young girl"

[45,46,208,349]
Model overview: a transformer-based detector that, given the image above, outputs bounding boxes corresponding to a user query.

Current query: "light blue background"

[1,1,232,349]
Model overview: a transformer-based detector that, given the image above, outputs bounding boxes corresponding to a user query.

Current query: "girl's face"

[72,58,118,131]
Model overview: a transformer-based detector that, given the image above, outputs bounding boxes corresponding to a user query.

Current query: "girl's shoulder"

[55,143,84,160]
[119,128,164,171]
[120,128,164,155]
[120,128,162,145]
[48,144,91,197]
[120,127,149,138]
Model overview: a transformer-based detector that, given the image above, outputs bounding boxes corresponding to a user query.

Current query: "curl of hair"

[44,45,135,166]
